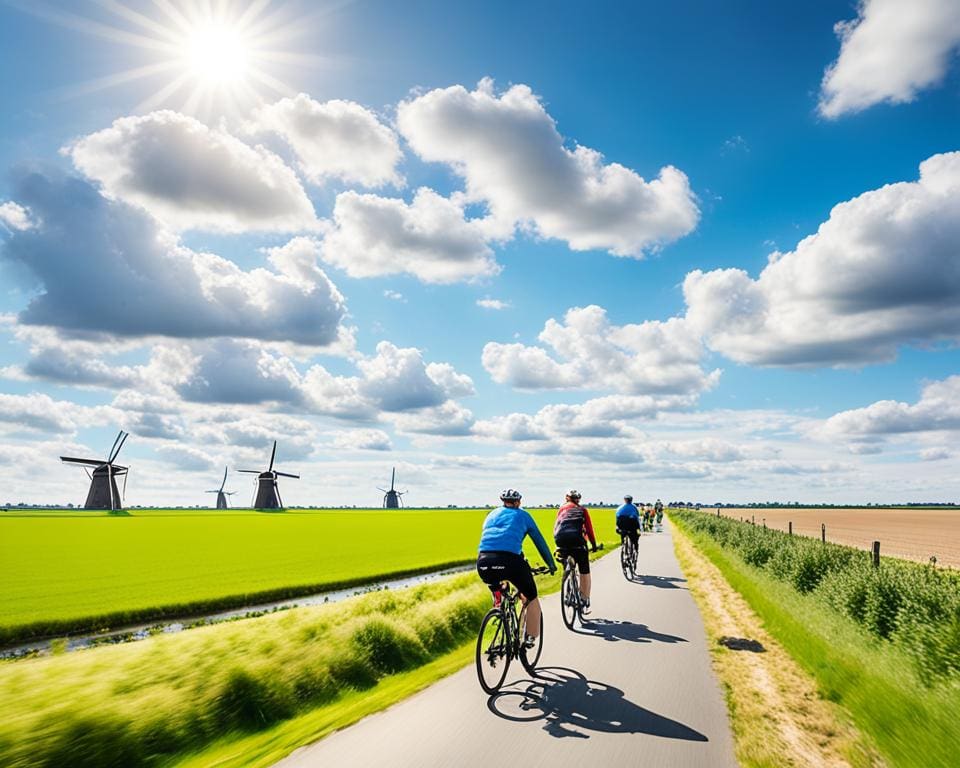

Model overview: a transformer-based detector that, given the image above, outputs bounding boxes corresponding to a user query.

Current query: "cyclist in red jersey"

[553,490,598,612]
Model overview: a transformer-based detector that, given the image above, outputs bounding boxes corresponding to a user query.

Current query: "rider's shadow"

[633,574,687,589]
[575,618,687,644]
[488,667,707,742]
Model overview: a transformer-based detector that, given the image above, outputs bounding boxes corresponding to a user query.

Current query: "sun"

[31,1,332,121]
[183,22,251,86]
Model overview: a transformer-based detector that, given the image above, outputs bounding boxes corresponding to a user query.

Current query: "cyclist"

[616,494,641,551]
[477,489,556,647]
[553,490,598,613]
[655,498,664,529]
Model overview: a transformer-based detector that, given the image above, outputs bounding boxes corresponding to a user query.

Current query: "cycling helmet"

[500,488,522,502]
[566,489,581,500]
[624,495,633,502]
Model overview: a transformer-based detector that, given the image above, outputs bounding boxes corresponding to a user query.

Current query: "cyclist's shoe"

[523,633,538,649]
[581,597,591,615]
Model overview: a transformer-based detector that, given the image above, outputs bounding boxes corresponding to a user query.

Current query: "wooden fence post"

[789,521,793,535]
[872,541,880,568]
[763,518,766,529]
[752,515,755,525]
[821,523,826,543]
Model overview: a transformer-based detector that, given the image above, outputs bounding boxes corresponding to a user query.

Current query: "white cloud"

[0,393,84,433]
[920,447,952,461]
[477,298,510,310]
[821,376,960,438]
[684,152,960,366]
[387,400,475,436]
[155,444,217,471]
[331,428,392,451]
[320,188,499,283]
[0,201,34,231]
[1,173,347,345]
[66,110,318,233]
[252,94,403,188]
[397,79,699,256]
[482,305,719,396]
[357,342,475,411]
[819,0,960,118]
[384,290,406,302]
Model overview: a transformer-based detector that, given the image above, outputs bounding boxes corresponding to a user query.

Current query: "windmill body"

[238,442,299,509]
[206,466,236,509]
[379,467,406,509]
[61,430,129,511]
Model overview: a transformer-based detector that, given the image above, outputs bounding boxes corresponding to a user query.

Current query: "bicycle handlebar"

[530,565,552,575]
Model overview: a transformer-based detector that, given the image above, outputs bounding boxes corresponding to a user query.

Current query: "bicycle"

[619,530,637,579]
[475,565,551,694]
[557,545,602,629]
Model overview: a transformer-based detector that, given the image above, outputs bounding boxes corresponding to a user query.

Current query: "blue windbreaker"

[479,506,556,570]
[616,502,640,520]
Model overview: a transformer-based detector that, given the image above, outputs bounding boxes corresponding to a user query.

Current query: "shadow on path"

[632,573,686,589]
[488,667,708,742]
[573,618,687,644]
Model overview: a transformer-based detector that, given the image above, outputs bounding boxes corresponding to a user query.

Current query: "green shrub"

[671,509,960,683]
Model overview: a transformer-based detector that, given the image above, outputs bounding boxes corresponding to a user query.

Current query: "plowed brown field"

[712,507,960,568]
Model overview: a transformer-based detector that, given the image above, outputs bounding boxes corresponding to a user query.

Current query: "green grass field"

[0,507,619,643]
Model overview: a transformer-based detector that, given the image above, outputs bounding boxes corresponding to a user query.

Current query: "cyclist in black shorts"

[616,494,641,549]
[477,489,556,646]
[553,490,598,613]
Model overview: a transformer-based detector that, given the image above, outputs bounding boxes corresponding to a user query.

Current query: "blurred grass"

[0,533,616,768]
[0,507,616,643]
[673,514,960,768]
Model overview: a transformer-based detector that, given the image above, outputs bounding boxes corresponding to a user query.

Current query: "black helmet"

[500,489,522,502]
[624,494,633,502]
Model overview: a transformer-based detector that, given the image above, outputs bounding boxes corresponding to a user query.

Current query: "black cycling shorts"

[555,544,590,575]
[477,551,537,599]
[617,516,640,536]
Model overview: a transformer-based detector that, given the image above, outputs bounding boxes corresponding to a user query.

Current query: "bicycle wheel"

[620,540,631,579]
[476,609,511,694]
[560,567,578,629]
[520,608,543,674]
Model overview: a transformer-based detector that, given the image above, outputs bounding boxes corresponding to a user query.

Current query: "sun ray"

[55,60,184,100]
[93,0,181,43]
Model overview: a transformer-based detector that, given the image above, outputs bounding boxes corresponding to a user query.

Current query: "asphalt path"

[276,519,737,768]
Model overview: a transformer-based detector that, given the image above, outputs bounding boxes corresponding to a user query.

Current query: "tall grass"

[672,509,960,684]
[673,517,960,768]
[0,574,490,768]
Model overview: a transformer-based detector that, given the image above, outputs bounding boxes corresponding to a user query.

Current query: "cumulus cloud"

[320,188,499,283]
[155,444,217,471]
[821,376,960,438]
[387,400,475,436]
[397,79,699,256]
[171,337,475,427]
[819,0,960,118]
[482,305,719,396]
[253,94,403,188]
[0,393,85,433]
[331,428,392,451]
[66,110,318,232]
[1,172,347,344]
[684,152,960,366]
[0,201,34,231]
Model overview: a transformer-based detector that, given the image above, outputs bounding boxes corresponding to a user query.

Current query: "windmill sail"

[238,442,298,509]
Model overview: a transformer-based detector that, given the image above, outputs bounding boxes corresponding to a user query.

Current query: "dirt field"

[711,508,960,569]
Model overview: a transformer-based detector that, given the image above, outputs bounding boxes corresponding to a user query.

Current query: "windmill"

[205,466,236,509]
[237,441,299,509]
[379,467,406,509]
[60,430,130,511]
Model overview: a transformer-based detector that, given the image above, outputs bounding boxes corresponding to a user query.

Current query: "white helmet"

[500,488,522,502]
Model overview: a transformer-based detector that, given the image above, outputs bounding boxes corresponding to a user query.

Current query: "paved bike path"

[275,519,737,768]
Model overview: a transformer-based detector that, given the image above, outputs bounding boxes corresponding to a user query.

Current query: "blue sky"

[0,0,958,506]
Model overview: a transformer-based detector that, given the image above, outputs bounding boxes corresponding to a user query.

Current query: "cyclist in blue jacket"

[477,489,557,647]
[616,494,641,551]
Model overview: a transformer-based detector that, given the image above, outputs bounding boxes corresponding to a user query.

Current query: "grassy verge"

[672,515,959,768]
[1,507,612,645]
[672,521,882,768]
[0,531,614,768]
